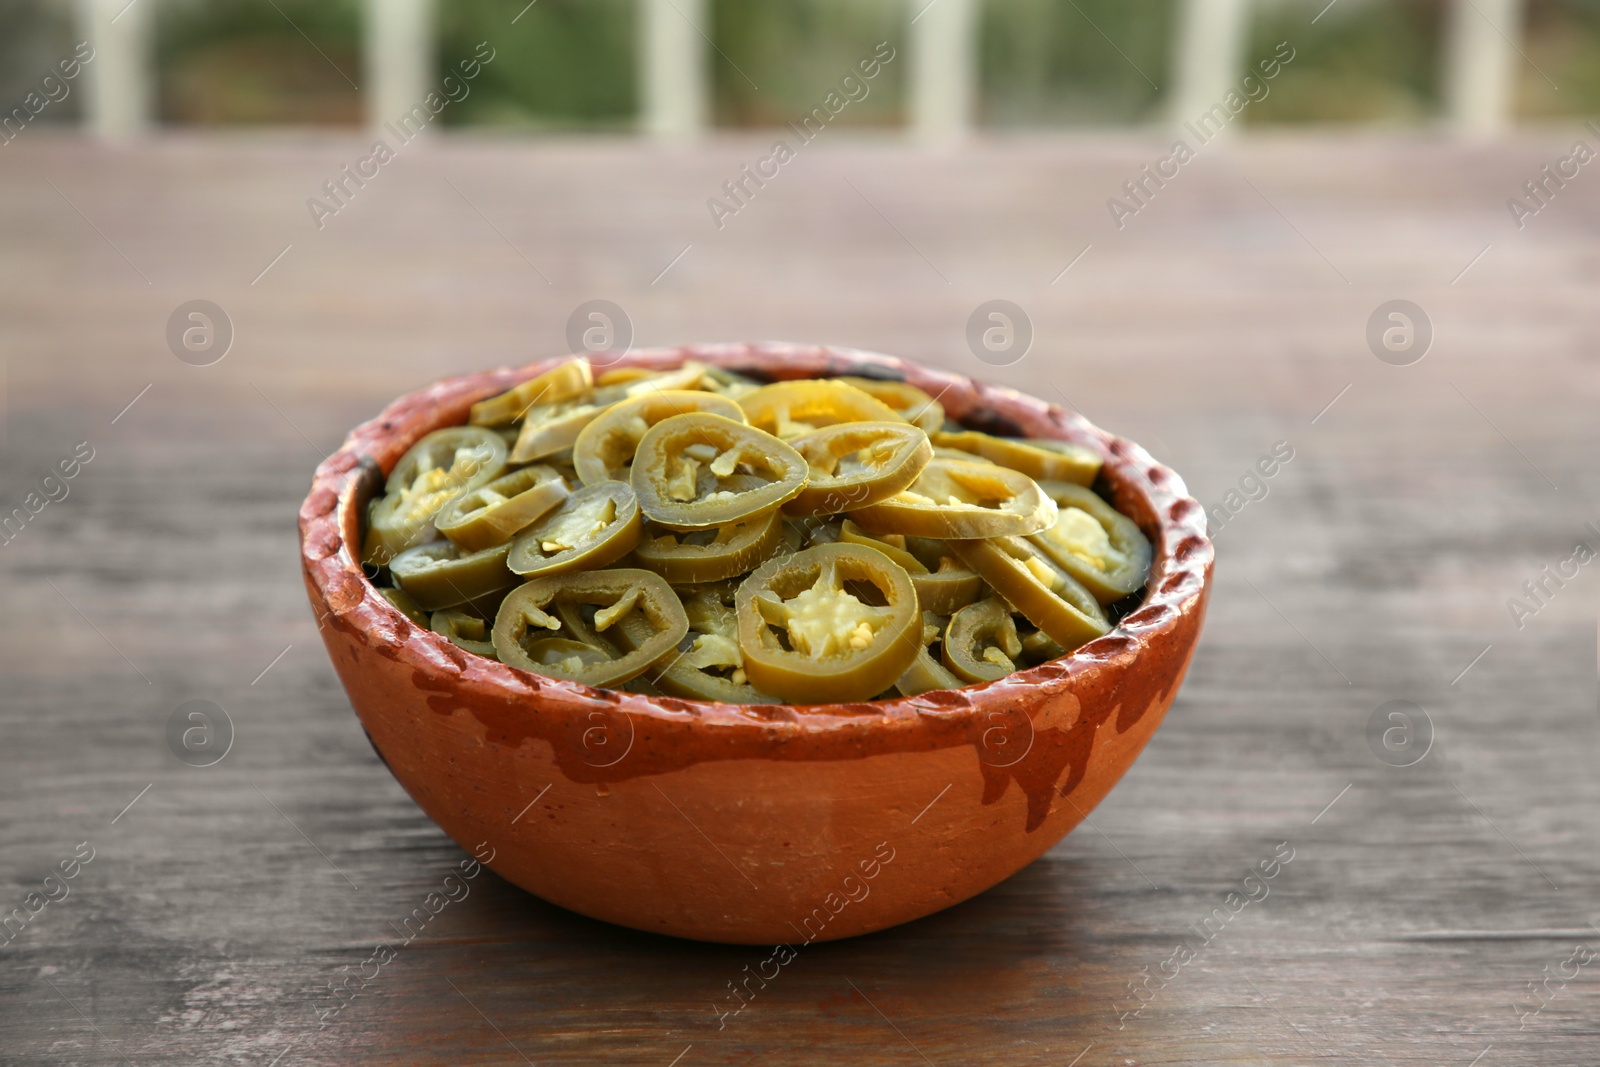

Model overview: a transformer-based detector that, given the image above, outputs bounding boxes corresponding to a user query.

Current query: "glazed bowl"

[299,343,1212,944]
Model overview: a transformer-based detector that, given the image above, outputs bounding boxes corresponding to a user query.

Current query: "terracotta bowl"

[299,343,1212,945]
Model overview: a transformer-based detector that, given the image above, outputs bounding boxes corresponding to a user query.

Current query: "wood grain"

[0,131,1596,1066]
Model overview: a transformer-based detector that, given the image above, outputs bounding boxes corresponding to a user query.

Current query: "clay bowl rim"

[298,342,1213,742]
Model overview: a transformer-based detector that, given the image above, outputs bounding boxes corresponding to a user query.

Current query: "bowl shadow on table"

[363,842,1120,1062]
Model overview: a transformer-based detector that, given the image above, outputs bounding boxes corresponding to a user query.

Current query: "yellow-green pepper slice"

[509,395,621,463]
[631,413,808,530]
[572,390,745,486]
[434,465,570,552]
[469,359,594,427]
[784,421,932,517]
[836,377,946,435]
[377,586,429,627]
[632,508,785,585]
[389,539,516,611]
[492,568,688,687]
[735,542,920,704]
[941,598,1023,683]
[363,426,507,566]
[1018,625,1065,666]
[506,480,642,578]
[429,608,498,659]
[737,379,907,439]
[838,519,928,574]
[697,364,764,399]
[851,458,1057,539]
[894,611,963,696]
[612,581,779,703]
[837,518,983,614]
[933,431,1101,486]
[1028,481,1153,604]
[948,535,1110,652]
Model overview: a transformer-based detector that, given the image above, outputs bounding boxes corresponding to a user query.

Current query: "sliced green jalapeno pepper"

[1028,481,1152,604]
[910,558,986,615]
[839,519,927,574]
[610,360,712,395]
[851,458,1057,540]
[783,515,843,551]
[785,422,932,516]
[933,431,1101,486]
[948,535,1110,652]
[737,380,907,439]
[1018,626,1065,666]
[836,518,984,615]
[429,608,498,659]
[632,508,784,585]
[506,480,641,578]
[836,377,946,435]
[613,581,779,703]
[572,390,745,486]
[942,598,1023,683]
[492,568,688,687]
[389,539,516,611]
[434,465,570,552]
[631,413,808,530]
[735,542,920,704]
[377,586,430,627]
[510,395,620,463]
[363,426,507,566]
[470,359,594,427]
[698,364,764,399]
[894,611,963,696]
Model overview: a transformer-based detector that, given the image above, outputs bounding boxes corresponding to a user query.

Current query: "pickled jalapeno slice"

[429,608,498,659]
[510,395,621,463]
[735,542,920,704]
[948,535,1110,652]
[469,359,594,427]
[1028,481,1152,604]
[894,611,963,696]
[838,519,928,575]
[363,426,507,566]
[737,380,907,439]
[933,431,1101,486]
[572,390,745,486]
[434,465,570,552]
[851,458,1057,540]
[631,508,785,585]
[492,569,688,687]
[910,558,986,616]
[631,413,808,529]
[377,586,430,627]
[1017,626,1065,666]
[506,480,642,578]
[389,539,517,611]
[941,598,1023,684]
[836,377,946,435]
[784,421,932,516]
[613,581,778,703]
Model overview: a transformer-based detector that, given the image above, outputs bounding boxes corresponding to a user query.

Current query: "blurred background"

[3,0,1598,137]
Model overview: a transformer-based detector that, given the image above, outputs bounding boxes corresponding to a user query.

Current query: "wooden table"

[1,131,1595,1066]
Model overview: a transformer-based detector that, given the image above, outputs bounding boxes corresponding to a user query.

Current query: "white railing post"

[77,0,151,138]
[1169,0,1251,137]
[366,0,434,133]
[642,0,707,138]
[1444,0,1524,136]
[909,0,977,142]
